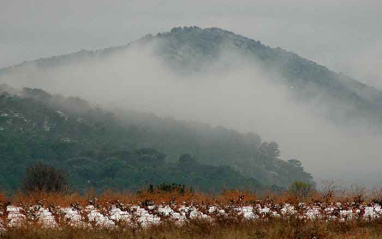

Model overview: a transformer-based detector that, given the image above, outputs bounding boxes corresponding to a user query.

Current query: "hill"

[0,85,312,192]
[2,26,382,128]
[150,27,382,126]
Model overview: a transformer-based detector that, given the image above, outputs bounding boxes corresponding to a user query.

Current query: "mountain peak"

[1,26,382,128]
[168,26,234,35]
[158,26,261,46]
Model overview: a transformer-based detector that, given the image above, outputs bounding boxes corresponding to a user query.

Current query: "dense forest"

[0,85,313,193]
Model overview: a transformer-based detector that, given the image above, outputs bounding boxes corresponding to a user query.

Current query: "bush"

[147,183,191,194]
[289,181,312,199]
[22,162,69,193]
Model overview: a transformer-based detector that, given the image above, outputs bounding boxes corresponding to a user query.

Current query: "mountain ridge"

[2,26,382,121]
[1,26,382,189]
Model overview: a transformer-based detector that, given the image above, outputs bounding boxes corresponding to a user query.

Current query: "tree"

[288,159,302,168]
[22,162,69,193]
[259,141,280,158]
[289,181,312,199]
[178,154,198,168]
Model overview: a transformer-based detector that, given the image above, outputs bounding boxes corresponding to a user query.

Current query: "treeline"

[0,85,313,193]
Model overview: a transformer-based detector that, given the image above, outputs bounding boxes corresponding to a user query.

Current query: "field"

[0,189,382,238]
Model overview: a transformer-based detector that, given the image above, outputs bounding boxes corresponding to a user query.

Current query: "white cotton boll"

[6,206,26,228]
[339,210,353,220]
[281,204,297,216]
[208,206,217,214]
[363,207,379,220]
[36,208,57,228]
[305,207,322,220]
[87,209,115,227]
[109,207,131,222]
[236,206,258,220]
[60,207,85,227]
[258,206,270,215]
[158,205,174,216]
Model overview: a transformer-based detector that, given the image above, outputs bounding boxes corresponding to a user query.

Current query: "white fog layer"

[1,39,381,188]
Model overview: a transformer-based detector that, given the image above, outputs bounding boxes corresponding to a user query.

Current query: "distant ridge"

[0,85,313,192]
[2,26,382,128]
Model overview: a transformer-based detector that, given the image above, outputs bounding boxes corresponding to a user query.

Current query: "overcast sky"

[1,0,381,88]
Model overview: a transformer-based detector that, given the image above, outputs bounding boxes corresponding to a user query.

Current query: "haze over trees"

[1,26,382,188]
[0,85,312,193]
[3,26,381,127]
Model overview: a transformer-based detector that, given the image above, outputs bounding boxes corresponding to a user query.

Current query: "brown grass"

[12,191,86,207]
[4,187,382,207]
[1,218,382,239]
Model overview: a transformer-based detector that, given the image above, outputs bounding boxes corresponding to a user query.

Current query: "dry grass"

[11,191,86,207]
[2,218,382,239]
[3,187,382,207]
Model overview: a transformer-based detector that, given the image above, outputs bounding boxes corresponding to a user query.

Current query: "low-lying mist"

[2,41,382,188]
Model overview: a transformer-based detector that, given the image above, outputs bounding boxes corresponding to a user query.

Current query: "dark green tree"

[259,141,280,158]
[22,162,69,193]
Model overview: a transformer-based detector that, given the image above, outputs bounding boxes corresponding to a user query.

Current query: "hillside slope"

[150,27,382,126]
[1,27,381,127]
[0,85,312,192]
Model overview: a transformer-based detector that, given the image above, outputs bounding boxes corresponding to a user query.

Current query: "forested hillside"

[149,27,382,126]
[0,85,312,192]
[2,27,382,127]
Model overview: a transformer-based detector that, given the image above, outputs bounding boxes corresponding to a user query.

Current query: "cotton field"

[1,200,381,231]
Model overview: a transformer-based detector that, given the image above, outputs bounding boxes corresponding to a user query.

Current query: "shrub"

[289,181,312,199]
[147,183,191,194]
[21,162,69,193]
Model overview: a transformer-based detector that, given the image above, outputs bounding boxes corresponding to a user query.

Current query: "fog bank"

[2,42,382,188]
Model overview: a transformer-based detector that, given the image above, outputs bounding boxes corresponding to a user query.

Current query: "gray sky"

[1,0,382,88]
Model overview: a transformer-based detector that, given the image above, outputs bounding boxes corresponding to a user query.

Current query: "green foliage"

[259,142,280,159]
[289,181,312,199]
[147,183,191,194]
[22,162,69,193]
[0,86,314,193]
